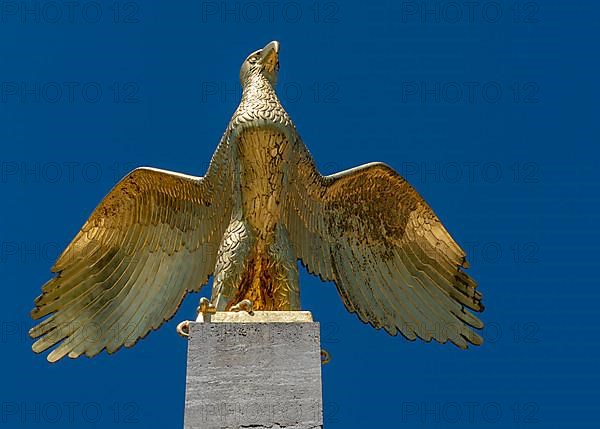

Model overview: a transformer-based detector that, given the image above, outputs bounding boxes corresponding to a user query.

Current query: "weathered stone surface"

[183,315,323,429]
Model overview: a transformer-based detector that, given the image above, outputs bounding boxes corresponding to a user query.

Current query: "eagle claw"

[196,297,216,315]
[176,320,190,338]
[230,299,254,314]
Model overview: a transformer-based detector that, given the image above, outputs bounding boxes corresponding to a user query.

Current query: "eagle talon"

[196,297,216,315]
[177,320,190,338]
[230,299,254,315]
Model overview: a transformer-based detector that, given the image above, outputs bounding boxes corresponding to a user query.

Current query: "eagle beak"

[260,41,280,73]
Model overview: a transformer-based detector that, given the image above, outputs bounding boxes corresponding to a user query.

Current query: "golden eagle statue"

[30,41,483,362]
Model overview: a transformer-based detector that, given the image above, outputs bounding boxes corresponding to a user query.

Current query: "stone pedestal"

[183,311,323,429]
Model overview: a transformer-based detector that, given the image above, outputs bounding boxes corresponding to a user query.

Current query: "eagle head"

[240,40,280,87]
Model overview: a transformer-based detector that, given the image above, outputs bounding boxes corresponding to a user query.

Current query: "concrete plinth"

[183,312,323,429]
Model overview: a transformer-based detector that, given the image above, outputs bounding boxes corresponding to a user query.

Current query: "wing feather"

[285,141,483,348]
[30,142,232,362]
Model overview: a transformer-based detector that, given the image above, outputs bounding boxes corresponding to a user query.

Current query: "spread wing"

[285,142,483,348]
[30,147,232,362]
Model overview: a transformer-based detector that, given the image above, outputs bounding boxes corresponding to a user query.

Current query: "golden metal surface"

[30,41,483,362]
[176,321,190,338]
[198,311,314,324]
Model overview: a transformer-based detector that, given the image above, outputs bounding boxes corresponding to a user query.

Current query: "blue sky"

[1,1,599,428]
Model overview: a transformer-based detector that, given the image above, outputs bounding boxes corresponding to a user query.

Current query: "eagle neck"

[241,73,277,104]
